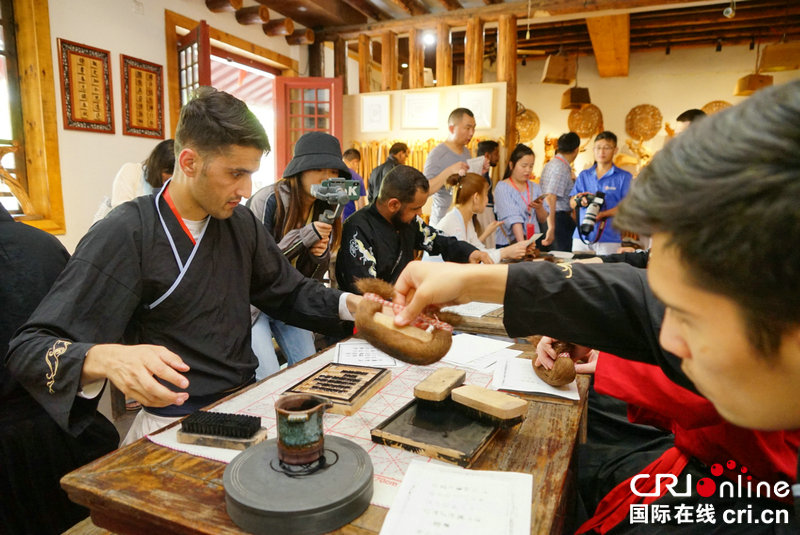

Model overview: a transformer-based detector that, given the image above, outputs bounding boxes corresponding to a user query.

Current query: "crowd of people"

[3,80,799,534]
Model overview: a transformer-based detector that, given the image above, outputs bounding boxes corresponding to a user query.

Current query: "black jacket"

[335,203,477,294]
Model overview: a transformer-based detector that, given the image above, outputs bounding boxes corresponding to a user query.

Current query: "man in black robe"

[6,87,359,444]
[336,165,490,294]
[1,205,119,534]
[390,80,800,528]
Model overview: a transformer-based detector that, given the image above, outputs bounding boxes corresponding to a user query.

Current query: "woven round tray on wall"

[625,104,663,141]
[568,104,603,139]
[516,109,541,143]
[702,100,732,115]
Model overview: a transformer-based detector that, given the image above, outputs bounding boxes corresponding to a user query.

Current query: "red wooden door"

[274,76,343,175]
[177,21,211,105]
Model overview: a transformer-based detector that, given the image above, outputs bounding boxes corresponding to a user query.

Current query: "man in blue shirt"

[570,131,633,255]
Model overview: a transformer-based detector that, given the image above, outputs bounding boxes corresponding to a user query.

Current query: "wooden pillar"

[408,28,425,89]
[464,18,484,84]
[381,31,398,91]
[497,15,518,147]
[309,41,323,77]
[358,34,372,93]
[334,37,348,95]
[436,22,452,87]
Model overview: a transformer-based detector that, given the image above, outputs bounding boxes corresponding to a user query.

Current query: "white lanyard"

[147,179,210,310]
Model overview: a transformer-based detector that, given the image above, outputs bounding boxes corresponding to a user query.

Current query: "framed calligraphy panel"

[57,39,114,133]
[120,55,164,138]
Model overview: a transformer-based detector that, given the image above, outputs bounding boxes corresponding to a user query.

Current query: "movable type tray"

[284,363,391,416]
[371,398,499,467]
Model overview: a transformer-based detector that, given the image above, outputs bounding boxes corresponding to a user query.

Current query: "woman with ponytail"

[435,172,527,263]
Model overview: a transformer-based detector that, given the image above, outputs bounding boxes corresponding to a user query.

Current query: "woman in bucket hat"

[246,132,351,378]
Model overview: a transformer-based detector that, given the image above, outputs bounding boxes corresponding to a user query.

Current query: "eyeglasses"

[594,145,616,152]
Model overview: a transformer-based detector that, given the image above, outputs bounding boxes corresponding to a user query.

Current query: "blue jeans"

[251,313,316,380]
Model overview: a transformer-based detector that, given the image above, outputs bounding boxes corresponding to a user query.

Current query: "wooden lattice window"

[0,0,26,215]
[177,20,210,106]
[0,0,63,231]
[275,77,342,174]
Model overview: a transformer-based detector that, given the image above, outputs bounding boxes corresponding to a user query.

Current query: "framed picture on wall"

[458,88,494,129]
[120,55,164,138]
[361,94,390,132]
[57,39,114,133]
[402,92,439,129]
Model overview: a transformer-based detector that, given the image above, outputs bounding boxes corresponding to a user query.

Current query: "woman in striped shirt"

[493,144,554,248]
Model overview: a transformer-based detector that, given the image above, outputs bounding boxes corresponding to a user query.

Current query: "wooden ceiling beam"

[631,30,800,49]
[437,0,463,11]
[634,9,800,30]
[317,0,717,41]
[630,23,797,40]
[386,0,429,17]
[205,0,242,13]
[340,0,392,21]
[254,0,365,28]
[586,14,630,77]
[235,5,270,25]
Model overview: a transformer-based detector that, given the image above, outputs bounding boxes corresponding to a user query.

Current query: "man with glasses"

[569,131,633,255]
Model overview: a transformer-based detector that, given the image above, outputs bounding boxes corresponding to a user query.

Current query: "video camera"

[310,177,362,224]
[578,191,605,235]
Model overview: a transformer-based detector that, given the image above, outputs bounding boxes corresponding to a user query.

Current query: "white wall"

[48,0,305,251]
[47,2,800,250]
[515,45,800,176]
[342,81,507,148]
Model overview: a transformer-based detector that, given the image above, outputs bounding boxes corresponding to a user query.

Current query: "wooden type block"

[414,368,466,401]
[451,384,528,422]
[284,363,391,416]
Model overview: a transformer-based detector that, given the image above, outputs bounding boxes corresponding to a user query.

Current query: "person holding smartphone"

[493,144,554,249]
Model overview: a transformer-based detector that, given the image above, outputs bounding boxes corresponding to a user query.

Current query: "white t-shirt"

[435,209,502,264]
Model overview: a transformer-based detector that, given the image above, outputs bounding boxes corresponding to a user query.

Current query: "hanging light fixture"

[541,47,576,84]
[525,0,532,40]
[735,38,773,96]
[561,51,590,109]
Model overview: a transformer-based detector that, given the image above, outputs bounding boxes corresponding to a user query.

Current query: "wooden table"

[62,348,589,535]
[455,305,508,337]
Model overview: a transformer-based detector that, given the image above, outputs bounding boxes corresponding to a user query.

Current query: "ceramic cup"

[274,394,333,465]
